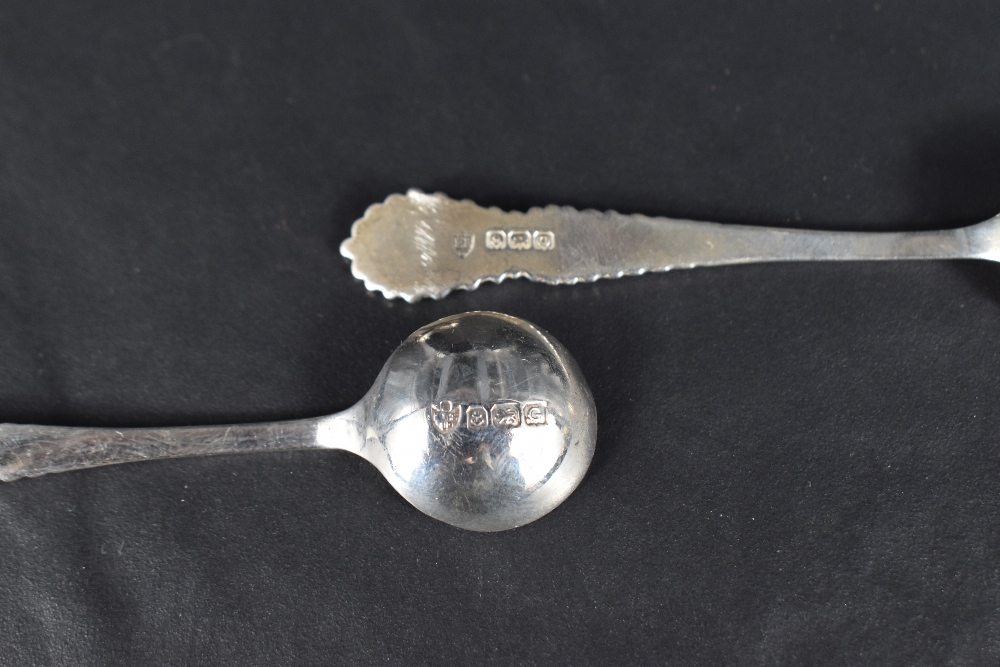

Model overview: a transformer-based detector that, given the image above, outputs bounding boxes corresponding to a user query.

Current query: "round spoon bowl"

[362,312,597,531]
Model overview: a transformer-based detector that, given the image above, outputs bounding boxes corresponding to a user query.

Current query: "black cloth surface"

[2,2,1000,665]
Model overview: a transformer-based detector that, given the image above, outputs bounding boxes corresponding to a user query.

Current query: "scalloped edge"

[339,189,675,301]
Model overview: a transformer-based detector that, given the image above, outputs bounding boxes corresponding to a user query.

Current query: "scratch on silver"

[339,189,1000,301]
[414,218,436,268]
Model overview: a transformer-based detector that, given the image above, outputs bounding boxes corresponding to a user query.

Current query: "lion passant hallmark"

[429,399,547,434]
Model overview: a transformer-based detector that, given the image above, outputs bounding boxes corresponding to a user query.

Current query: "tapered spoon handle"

[0,417,356,481]
[340,190,1000,301]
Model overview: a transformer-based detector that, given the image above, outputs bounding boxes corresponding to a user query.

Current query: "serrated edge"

[339,190,673,301]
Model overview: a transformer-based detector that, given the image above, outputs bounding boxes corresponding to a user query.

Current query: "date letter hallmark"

[430,400,547,433]
[452,233,474,258]
[532,231,555,251]
[430,400,462,434]
[522,401,547,425]
[484,229,555,252]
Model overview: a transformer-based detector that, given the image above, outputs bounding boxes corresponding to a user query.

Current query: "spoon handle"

[0,412,364,481]
[341,190,1000,301]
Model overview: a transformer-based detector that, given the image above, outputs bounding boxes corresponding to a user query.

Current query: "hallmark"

[466,405,489,431]
[428,399,547,432]
[430,400,462,434]
[491,401,521,427]
[484,229,555,252]
[532,231,555,251]
[507,230,533,250]
[485,229,508,250]
[452,233,474,258]
[522,401,547,425]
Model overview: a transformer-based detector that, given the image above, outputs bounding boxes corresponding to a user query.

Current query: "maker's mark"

[452,233,474,258]
[430,401,462,434]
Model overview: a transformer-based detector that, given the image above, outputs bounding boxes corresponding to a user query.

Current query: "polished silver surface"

[341,189,1000,301]
[0,312,597,532]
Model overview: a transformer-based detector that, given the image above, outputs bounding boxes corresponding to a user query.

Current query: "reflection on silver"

[0,312,597,532]
[341,189,1000,301]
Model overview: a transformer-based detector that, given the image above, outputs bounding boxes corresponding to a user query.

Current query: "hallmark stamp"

[466,405,489,431]
[452,233,474,258]
[430,400,462,434]
[485,229,507,250]
[522,401,547,425]
[484,229,555,251]
[532,231,555,251]
[430,399,547,431]
[490,401,521,428]
[507,230,533,250]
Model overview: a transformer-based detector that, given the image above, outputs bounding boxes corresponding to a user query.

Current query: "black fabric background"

[2,2,1000,665]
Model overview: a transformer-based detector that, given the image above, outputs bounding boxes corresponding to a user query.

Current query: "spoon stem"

[0,407,366,481]
[637,221,974,265]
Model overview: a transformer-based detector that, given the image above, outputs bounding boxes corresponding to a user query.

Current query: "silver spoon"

[0,312,597,532]
[341,189,1000,301]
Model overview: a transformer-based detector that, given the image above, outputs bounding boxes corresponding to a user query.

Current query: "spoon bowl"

[359,312,596,530]
[0,312,597,531]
